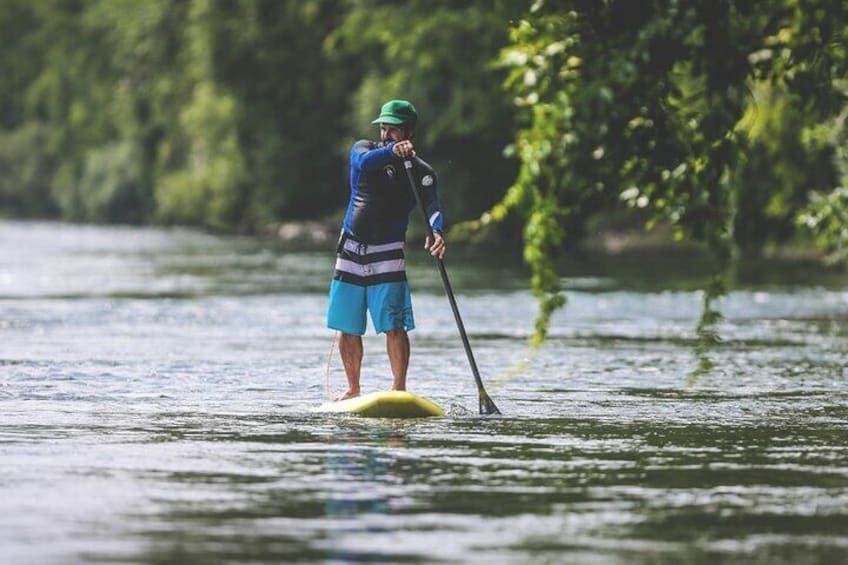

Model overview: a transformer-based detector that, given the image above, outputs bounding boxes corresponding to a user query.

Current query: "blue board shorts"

[327,234,415,335]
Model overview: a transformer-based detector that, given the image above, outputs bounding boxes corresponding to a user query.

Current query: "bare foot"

[335,389,360,401]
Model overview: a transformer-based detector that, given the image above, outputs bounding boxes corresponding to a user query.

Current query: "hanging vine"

[473,0,847,363]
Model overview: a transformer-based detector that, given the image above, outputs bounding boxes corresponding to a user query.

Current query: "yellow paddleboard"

[315,390,444,418]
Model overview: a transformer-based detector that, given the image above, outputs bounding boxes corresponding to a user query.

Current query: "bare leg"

[337,333,362,400]
[386,329,410,391]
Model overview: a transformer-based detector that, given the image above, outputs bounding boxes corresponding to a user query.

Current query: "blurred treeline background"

[1,0,846,270]
[0,0,523,232]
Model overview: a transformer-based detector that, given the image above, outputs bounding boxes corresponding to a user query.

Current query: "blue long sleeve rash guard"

[342,140,443,244]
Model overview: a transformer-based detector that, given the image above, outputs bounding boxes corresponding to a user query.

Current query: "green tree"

[798,98,848,263]
[15,0,188,222]
[490,0,847,352]
[0,123,56,217]
[203,0,358,227]
[0,1,43,131]
[734,82,839,257]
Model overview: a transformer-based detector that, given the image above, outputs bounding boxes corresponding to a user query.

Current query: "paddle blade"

[478,390,501,416]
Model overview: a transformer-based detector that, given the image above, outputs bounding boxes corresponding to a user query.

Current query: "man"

[327,99,445,400]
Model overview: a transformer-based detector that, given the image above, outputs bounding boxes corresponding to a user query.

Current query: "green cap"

[371,99,418,126]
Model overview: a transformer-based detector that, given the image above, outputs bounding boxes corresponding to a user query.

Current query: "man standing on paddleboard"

[327,99,446,400]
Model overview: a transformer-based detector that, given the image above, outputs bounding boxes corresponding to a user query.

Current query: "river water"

[1,220,846,564]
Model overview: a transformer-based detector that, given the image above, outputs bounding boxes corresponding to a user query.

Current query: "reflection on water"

[323,426,407,562]
[1,220,847,563]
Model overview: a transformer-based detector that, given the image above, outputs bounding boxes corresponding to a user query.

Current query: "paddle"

[403,159,501,415]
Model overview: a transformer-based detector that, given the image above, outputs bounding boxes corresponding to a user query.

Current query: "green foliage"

[734,82,838,256]
[799,187,848,264]
[2,0,359,229]
[202,0,357,225]
[0,1,42,130]
[492,0,847,350]
[75,142,145,223]
[0,123,56,217]
[156,82,246,229]
[5,0,188,223]
[153,1,245,229]
[797,100,848,263]
[495,2,744,345]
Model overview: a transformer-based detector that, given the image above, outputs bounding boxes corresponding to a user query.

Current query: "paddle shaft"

[403,160,500,415]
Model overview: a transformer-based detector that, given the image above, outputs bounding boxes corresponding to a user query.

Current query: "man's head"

[372,99,417,143]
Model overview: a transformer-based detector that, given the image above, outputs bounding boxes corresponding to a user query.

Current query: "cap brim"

[371,115,406,125]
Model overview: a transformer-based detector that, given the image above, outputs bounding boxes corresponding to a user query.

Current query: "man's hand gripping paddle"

[403,160,501,416]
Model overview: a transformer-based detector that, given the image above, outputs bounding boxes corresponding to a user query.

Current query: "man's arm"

[419,169,446,258]
[350,140,396,171]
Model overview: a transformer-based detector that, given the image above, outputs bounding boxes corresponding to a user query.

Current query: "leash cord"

[325,331,338,401]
